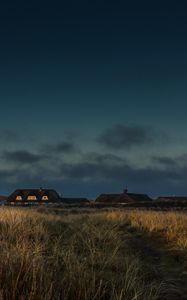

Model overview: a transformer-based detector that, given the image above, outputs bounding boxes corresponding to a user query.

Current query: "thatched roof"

[8,188,61,202]
[95,192,152,203]
[157,196,187,202]
[95,194,120,203]
[116,193,152,203]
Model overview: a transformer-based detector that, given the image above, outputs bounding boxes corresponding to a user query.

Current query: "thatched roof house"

[157,196,187,202]
[8,188,61,204]
[153,196,187,208]
[115,192,152,203]
[95,194,120,203]
[95,190,152,204]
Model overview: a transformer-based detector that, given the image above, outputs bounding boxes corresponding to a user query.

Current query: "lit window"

[27,195,37,201]
[42,195,48,200]
[16,196,22,200]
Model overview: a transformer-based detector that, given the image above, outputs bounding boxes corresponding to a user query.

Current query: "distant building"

[95,189,152,203]
[62,198,90,204]
[7,188,61,205]
[95,194,120,203]
[0,195,7,206]
[157,196,187,202]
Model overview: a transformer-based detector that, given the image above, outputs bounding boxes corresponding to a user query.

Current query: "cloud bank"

[0,124,184,197]
[97,124,155,149]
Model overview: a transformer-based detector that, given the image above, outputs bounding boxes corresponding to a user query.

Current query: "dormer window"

[16,196,22,200]
[27,195,37,201]
[42,195,48,200]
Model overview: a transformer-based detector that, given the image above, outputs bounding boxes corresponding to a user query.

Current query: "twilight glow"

[0,1,187,197]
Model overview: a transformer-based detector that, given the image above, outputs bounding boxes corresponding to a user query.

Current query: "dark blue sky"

[1,0,187,198]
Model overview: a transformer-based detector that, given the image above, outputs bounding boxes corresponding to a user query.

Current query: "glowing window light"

[27,195,37,201]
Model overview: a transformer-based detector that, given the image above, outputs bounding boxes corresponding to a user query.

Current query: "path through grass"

[0,208,186,299]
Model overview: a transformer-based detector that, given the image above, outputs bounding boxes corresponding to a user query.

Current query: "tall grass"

[105,210,187,250]
[0,208,183,299]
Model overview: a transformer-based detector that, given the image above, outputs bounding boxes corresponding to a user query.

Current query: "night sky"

[1,0,187,198]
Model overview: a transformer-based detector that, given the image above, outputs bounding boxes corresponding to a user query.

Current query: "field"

[0,207,186,300]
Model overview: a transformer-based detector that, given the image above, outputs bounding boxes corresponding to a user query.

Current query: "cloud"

[97,124,155,149]
[85,152,126,164]
[50,150,187,196]
[42,142,78,155]
[55,142,75,153]
[0,129,19,143]
[56,156,187,194]
[152,156,177,167]
[2,150,44,164]
[2,147,187,197]
[151,154,187,169]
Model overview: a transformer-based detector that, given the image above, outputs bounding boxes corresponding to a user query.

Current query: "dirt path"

[119,225,187,300]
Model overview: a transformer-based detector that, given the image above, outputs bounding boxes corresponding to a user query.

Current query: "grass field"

[0,207,186,300]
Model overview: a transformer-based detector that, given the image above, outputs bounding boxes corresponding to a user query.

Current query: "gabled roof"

[95,192,152,203]
[8,189,61,202]
[116,193,152,202]
[157,196,187,201]
[95,194,120,203]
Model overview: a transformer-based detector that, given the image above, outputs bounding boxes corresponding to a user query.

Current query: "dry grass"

[105,210,187,250]
[0,208,185,299]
